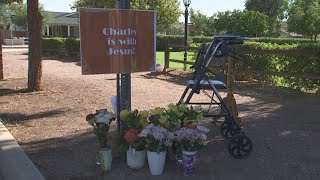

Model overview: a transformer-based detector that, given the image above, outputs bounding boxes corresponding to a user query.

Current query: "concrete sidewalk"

[0,121,45,180]
[2,45,28,49]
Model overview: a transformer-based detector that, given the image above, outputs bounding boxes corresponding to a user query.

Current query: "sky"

[39,0,246,17]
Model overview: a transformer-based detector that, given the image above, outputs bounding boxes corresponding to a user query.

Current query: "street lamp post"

[183,0,191,71]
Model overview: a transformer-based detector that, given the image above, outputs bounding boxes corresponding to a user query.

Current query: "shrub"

[192,36,212,44]
[42,38,80,57]
[234,42,320,92]
[156,34,185,51]
[247,37,319,45]
[42,38,66,56]
[65,38,80,57]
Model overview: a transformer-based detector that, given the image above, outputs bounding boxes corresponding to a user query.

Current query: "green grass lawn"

[156,51,195,71]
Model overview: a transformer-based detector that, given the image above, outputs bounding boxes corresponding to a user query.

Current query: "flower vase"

[127,148,146,169]
[182,150,197,176]
[99,148,112,171]
[147,151,166,175]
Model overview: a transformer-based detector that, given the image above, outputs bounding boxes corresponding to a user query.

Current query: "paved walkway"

[0,121,45,180]
[2,45,28,52]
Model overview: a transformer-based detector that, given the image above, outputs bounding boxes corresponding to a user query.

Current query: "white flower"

[138,128,151,137]
[94,112,114,124]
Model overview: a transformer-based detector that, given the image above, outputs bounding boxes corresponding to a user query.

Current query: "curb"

[0,121,45,180]
[1,45,28,49]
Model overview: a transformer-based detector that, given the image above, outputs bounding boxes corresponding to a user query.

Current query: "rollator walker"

[178,34,253,159]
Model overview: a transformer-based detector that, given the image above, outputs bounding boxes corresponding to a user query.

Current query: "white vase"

[147,151,166,175]
[127,148,146,169]
[182,150,197,176]
[99,148,112,171]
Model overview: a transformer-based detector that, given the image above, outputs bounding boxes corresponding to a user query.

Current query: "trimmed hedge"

[156,35,185,51]
[192,36,212,43]
[42,38,80,57]
[234,42,320,92]
[156,35,213,51]
[247,37,319,45]
[42,35,212,53]
[65,38,80,57]
[42,38,66,56]
[42,36,319,92]
[43,36,320,55]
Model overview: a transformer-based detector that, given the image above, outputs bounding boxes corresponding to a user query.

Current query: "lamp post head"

[183,0,191,7]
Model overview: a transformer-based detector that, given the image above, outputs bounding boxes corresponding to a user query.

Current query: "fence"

[163,43,320,92]
[163,42,198,72]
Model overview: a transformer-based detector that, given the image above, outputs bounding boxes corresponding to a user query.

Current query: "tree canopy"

[214,10,268,37]
[71,0,116,9]
[287,0,320,41]
[0,0,22,4]
[190,9,215,36]
[71,0,181,33]
[245,0,289,36]
[0,2,48,30]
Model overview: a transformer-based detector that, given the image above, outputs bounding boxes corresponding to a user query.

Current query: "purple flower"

[174,127,208,146]
[138,123,174,148]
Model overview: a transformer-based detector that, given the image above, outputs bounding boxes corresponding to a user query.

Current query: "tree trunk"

[27,0,42,91]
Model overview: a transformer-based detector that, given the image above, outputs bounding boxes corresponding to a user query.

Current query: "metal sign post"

[117,0,131,132]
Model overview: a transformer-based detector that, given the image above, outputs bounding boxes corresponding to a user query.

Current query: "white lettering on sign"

[102,27,137,56]
[109,48,135,55]
[102,28,137,36]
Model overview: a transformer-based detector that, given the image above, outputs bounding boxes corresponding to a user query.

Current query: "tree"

[0,2,48,30]
[27,0,42,91]
[190,9,215,36]
[214,10,268,37]
[71,0,181,33]
[0,0,22,4]
[132,0,181,33]
[71,0,116,9]
[287,0,320,41]
[0,3,27,31]
[0,0,23,80]
[245,0,289,36]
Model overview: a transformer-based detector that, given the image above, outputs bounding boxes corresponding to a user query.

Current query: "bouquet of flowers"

[138,123,174,152]
[174,126,209,152]
[119,110,148,151]
[86,109,116,148]
[123,129,144,149]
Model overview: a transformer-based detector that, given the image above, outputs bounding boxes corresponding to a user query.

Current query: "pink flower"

[124,129,139,144]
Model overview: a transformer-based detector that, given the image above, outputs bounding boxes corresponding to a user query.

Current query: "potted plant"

[160,104,203,159]
[180,105,203,127]
[174,125,209,176]
[158,104,184,131]
[119,109,148,170]
[86,109,115,172]
[138,123,174,175]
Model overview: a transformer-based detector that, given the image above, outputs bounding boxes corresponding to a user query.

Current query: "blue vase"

[182,150,197,176]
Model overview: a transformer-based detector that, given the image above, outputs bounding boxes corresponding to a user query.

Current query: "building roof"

[46,11,79,26]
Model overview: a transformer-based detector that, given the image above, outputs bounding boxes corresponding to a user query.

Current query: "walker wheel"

[228,134,253,159]
[220,121,233,138]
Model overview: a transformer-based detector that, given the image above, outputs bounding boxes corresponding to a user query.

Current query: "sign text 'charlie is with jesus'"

[80,8,156,74]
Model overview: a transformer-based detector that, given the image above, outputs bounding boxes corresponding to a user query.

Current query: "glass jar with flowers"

[86,109,116,172]
[174,125,209,176]
[119,109,148,169]
[138,123,174,175]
